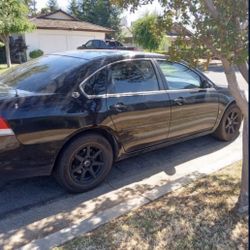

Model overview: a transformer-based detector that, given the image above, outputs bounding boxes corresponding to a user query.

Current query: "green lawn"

[0,64,18,74]
[55,161,248,250]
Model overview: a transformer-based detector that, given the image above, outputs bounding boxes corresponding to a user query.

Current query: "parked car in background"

[77,39,136,50]
[0,50,242,193]
[105,39,136,50]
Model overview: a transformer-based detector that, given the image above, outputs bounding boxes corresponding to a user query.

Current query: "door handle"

[110,103,128,112]
[174,97,185,106]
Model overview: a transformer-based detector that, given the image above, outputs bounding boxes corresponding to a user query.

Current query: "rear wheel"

[213,104,242,141]
[54,134,113,193]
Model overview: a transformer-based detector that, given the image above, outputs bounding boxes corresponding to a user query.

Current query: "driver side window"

[157,60,202,90]
[85,41,93,48]
[108,60,159,94]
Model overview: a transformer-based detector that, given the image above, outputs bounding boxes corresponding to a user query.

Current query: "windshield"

[0,55,86,93]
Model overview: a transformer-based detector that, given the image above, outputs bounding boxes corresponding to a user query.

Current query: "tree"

[24,0,37,17]
[75,0,122,38]
[0,0,35,67]
[113,0,248,214]
[68,0,79,17]
[39,7,50,15]
[47,0,59,12]
[132,13,165,51]
[77,0,94,23]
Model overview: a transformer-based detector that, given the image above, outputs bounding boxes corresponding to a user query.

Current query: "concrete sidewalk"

[0,132,242,250]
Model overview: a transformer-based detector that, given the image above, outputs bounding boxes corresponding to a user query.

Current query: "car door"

[97,40,107,49]
[156,60,219,139]
[106,59,171,153]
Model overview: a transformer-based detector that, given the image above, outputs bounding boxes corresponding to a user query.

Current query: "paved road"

[204,64,248,91]
[0,67,247,249]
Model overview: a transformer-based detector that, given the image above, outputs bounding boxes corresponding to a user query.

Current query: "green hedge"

[29,49,44,59]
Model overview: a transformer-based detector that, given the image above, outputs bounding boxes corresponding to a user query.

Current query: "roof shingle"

[30,10,113,33]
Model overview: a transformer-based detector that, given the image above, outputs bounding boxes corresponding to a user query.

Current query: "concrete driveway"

[0,66,247,249]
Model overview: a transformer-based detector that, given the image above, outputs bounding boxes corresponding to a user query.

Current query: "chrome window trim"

[79,58,216,99]
[79,58,159,99]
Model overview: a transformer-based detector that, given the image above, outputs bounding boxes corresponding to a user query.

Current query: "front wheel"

[54,134,113,193]
[213,104,242,141]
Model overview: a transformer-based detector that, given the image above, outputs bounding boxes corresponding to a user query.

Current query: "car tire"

[54,133,113,193]
[213,104,242,141]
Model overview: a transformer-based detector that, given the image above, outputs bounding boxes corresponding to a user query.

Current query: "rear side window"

[157,60,202,89]
[84,68,107,95]
[108,60,159,94]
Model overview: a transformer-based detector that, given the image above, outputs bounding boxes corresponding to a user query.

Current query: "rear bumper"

[0,135,56,180]
[0,135,21,180]
[0,135,20,153]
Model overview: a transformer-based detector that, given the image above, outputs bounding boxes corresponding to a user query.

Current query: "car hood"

[215,84,248,102]
[215,85,231,94]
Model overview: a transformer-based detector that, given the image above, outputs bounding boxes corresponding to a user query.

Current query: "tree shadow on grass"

[62,169,247,250]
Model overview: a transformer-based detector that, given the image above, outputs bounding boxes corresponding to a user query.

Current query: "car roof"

[51,50,166,61]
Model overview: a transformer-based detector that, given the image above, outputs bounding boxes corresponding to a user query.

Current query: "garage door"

[37,32,105,54]
[39,34,68,54]
[69,36,93,50]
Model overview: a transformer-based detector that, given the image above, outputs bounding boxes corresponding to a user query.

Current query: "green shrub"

[29,49,44,59]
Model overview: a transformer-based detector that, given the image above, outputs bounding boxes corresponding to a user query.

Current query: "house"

[9,10,113,62]
[166,23,193,42]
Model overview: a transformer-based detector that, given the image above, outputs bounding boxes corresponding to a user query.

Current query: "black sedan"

[0,50,242,192]
[77,39,136,50]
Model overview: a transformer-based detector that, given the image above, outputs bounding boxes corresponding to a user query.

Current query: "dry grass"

[56,161,248,250]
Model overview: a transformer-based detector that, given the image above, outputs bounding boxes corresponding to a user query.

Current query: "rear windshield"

[0,55,86,93]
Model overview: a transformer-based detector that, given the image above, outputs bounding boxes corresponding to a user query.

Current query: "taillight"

[0,117,10,129]
[0,117,14,136]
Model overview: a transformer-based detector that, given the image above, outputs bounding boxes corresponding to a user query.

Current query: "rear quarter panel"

[0,93,116,176]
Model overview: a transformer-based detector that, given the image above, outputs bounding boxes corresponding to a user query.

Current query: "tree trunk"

[236,116,249,214]
[221,58,249,214]
[5,35,11,68]
[237,62,249,83]
[221,58,248,116]
[204,54,211,71]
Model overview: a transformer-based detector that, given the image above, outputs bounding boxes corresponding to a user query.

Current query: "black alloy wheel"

[54,134,113,193]
[224,111,241,135]
[213,104,242,141]
[70,145,104,184]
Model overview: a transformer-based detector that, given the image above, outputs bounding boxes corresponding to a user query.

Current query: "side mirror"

[202,79,212,88]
